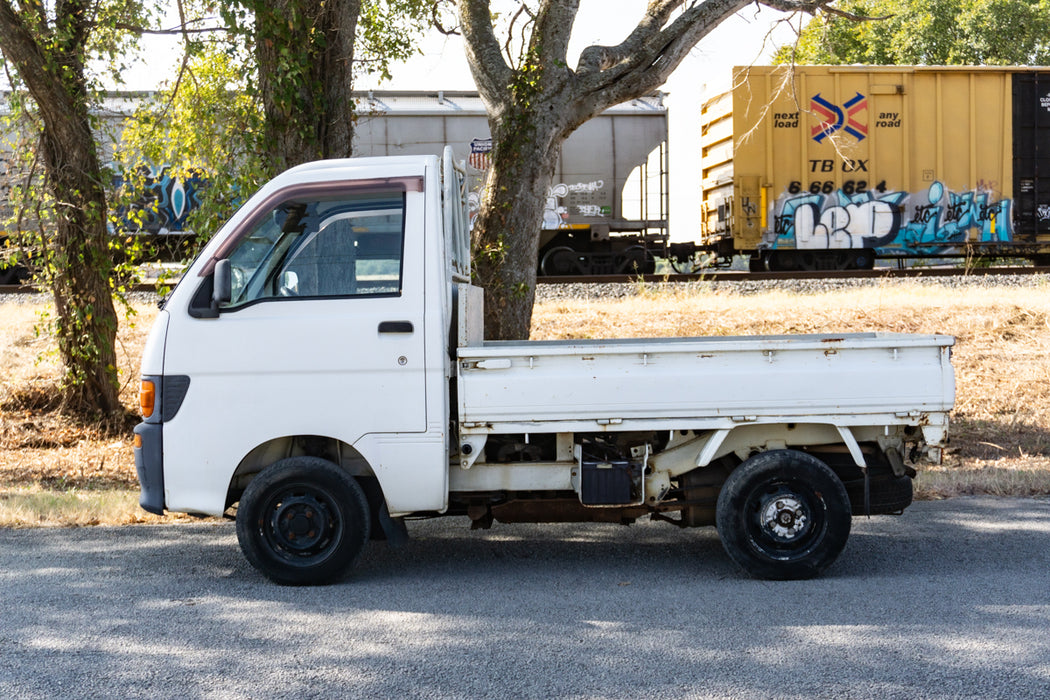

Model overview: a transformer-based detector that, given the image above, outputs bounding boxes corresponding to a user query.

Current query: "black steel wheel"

[539,246,580,276]
[747,253,768,272]
[853,248,876,270]
[620,246,657,275]
[236,457,371,585]
[716,450,851,580]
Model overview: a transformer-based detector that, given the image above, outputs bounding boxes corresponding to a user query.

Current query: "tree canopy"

[775,0,1050,65]
[116,0,430,242]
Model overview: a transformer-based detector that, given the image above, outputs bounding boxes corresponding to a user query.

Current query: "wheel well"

[225,435,373,509]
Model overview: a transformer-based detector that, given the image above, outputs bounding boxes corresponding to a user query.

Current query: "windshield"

[221,191,406,307]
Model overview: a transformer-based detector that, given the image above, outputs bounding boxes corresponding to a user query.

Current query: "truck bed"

[457,332,955,431]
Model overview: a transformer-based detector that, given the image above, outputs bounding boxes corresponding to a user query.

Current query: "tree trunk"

[39,127,121,414]
[255,0,361,173]
[473,113,564,340]
[459,0,836,341]
[0,1,121,415]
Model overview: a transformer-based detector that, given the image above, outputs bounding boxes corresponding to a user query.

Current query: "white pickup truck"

[134,149,955,585]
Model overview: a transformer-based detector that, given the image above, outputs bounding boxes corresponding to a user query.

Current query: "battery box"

[581,459,638,505]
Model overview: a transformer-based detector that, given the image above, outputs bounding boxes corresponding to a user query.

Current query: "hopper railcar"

[350,90,678,276]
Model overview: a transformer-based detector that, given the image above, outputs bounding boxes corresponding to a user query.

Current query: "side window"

[222,191,405,307]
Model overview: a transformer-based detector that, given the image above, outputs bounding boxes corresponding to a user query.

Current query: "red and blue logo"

[811,92,868,142]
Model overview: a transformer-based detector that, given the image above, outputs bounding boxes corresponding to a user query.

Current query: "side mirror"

[277,270,299,296]
[213,259,232,308]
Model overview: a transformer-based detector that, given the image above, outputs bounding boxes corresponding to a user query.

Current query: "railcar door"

[1013,72,1050,242]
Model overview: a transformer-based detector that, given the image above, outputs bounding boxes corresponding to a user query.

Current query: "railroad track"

[2,265,1049,295]
[532,265,1050,285]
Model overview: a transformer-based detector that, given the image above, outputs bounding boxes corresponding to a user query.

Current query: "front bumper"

[133,422,165,515]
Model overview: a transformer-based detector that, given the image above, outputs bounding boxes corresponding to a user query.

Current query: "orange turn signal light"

[140,380,156,418]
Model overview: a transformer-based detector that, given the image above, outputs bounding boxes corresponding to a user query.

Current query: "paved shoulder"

[1,497,1048,699]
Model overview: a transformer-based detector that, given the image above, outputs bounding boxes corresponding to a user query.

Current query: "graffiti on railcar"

[542,180,611,229]
[111,165,204,234]
[770,181,1013,254]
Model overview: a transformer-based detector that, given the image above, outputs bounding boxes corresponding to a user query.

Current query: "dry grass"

[0,485,173,528]
[2,278,1049,527]
[1,299,157,503]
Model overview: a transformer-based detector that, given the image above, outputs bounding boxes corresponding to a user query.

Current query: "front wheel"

[716,450,851,580]
[236,457,371,585]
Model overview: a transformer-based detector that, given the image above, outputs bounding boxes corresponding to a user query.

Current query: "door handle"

[378,321,414,334]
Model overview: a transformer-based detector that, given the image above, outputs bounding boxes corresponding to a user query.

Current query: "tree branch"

[502,3,533,68]
[530,0,579,78]
[575,0,751,98]
[102,22,230,36]
[575,0,847,113]
[760,0,878,20]
[576,0,683,76]
[433,0,459,35]
[158,0,195,119]
[459,0,512,107]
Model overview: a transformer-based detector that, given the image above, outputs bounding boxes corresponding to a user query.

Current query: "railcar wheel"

[236,456,371,585]
[716,450,851,580]
[539,246,579,276]
[853,248,876,269]
[621,246,657,274]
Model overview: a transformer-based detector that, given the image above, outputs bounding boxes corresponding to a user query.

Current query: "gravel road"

[1,497,1049,699]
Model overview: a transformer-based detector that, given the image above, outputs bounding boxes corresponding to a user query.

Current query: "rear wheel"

[716,450,851,580]
[236,457,371,585]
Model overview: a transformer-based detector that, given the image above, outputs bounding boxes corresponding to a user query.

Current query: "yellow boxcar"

[701,65,1050,270]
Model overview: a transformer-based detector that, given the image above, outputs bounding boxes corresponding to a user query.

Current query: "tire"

[621,246,656,275]
[716,450,851,580]
[236,457,371,585]
[845,472,913,515]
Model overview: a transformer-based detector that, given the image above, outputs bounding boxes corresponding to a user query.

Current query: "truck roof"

[281,155,435,180]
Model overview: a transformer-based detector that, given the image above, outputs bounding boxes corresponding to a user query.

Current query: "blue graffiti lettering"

[771,182,1012,254]
[110,165,204,234]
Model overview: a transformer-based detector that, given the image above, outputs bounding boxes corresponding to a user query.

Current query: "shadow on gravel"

[1,497,1049,698]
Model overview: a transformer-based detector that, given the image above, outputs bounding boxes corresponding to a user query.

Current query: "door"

[1013,72,1050,241]
[165,183,428,449]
